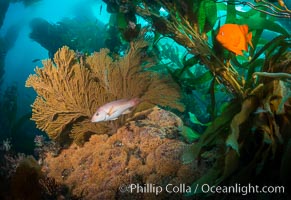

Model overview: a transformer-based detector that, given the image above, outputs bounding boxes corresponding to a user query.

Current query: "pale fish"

[91,98,140,123]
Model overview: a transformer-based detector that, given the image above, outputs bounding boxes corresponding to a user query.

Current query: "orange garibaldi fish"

[216,24,253,56]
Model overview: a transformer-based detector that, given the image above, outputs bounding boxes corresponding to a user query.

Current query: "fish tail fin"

[240,25,249,34]
[247,32,253,48]
[240,24,253,48]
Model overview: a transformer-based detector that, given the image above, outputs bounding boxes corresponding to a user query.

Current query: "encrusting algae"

[25,40,184,145]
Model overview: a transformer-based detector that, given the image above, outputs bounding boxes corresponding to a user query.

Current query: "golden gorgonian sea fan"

[26,40,184,145]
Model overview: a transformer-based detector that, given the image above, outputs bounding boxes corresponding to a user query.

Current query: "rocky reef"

[42,107,205,200]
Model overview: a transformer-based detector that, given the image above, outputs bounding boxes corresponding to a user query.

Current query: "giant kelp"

[101,0,291,196]
[0,82,37,154]
[26,40,184,145]
[29,17,105,58]
[1,0,41,28]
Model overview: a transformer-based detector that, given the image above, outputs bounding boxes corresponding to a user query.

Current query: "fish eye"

[95,113,99,116]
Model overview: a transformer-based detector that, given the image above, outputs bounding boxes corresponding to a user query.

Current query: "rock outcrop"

[42,107,203,199]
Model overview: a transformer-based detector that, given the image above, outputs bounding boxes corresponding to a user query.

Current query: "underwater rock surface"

[42,107,202,199]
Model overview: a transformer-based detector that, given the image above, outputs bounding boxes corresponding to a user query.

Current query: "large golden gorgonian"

[26,41,184,145]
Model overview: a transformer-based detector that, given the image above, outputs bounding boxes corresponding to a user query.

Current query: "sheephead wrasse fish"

[216,24,253,56]
[91,98,141,123]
